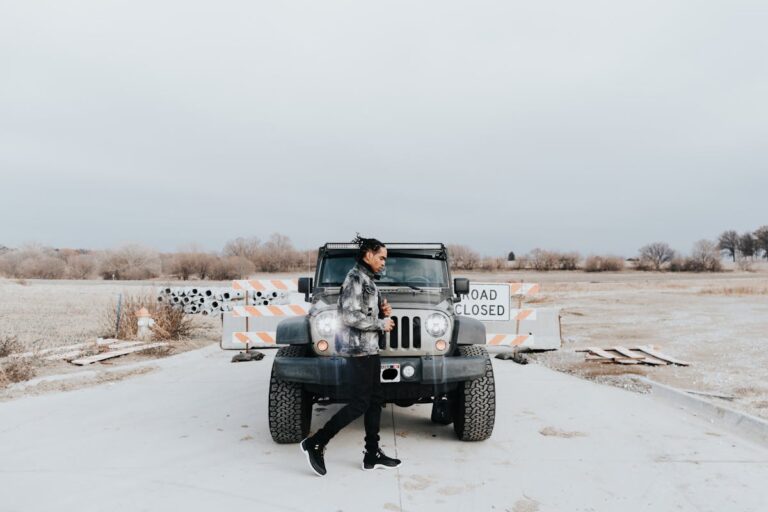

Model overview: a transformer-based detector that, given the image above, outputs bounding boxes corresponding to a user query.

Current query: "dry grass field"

[1,268,767,420]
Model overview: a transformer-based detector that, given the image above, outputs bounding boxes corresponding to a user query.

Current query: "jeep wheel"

[453,345,496,441]
[431,398,454,425]
[268,345,312,443]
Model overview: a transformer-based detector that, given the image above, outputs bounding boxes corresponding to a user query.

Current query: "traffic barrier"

[509,283,540,295]
[231,304,310,317]
[486,334,534,346]
[232,331,278,347]
[232,279,298,292]
[510,309,537,321]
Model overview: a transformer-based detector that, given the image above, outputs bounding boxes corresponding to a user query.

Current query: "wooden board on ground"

[70,343,169,366]
[633,345,690,366]
[580,345,690,367]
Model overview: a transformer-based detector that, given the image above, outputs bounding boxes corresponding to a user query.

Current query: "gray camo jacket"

[335,262,387,356]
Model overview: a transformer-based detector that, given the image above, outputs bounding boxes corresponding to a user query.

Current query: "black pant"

[311,354,384,452]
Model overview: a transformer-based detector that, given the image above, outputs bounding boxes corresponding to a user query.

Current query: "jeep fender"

[451,315,486,345]
[276,316,312,345]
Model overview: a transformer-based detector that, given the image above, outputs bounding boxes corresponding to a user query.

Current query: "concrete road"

[1,345,766,512]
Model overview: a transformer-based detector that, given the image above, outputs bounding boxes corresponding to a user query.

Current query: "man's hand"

[382,318,395,332]
[381,298,392,317]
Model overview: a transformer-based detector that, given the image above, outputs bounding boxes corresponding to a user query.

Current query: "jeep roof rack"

[323,243,445,250]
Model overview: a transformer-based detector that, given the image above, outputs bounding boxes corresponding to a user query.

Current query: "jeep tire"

[268,345,312,443]
[453,344,496,441]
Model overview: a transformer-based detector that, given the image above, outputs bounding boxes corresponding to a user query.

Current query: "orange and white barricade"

[231,304,309,317]
[232,279,298,292]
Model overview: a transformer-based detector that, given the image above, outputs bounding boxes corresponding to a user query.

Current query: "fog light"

[435,339,447,351]
[402,365,415,378]
[317,340,329,352]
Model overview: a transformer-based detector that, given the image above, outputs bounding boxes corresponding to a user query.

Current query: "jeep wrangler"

[268,243,495,443]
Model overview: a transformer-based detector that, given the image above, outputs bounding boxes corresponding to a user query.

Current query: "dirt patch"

[539,426,587,438]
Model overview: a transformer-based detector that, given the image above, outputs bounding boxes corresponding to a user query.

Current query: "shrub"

[557,252,581,270]
[208,256,255,280]
[0,334,21,357]
[448,244,481,270]
[1,358,35,384]
[99,245,162,280]
[584,255,625,272]
[101,293,195,341]
[66,254,97,279]
[528,249,555,271]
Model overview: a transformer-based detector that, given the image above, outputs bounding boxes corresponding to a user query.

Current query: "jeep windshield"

[318,253,449,288]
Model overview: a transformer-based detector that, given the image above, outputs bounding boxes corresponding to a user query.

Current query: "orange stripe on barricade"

[511,309,537,321]
[509,283,540,295]
[488,334,505,345]
[257,332,275,344]
[231,305,308,317]
[289,304,306,315]
[231,332,279,346]
[231,279,298,292]
[485,334,533,346]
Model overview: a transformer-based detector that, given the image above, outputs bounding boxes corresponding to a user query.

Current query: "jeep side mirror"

[453,278,469,296]
[298,277,313,302]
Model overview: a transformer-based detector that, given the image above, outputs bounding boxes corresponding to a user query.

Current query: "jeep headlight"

[315,311,338,337]
[425,313,449,337]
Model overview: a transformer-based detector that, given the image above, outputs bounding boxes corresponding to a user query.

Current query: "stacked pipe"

[156,287,292,314]
[156,287,244,315]
[248,290,291,306]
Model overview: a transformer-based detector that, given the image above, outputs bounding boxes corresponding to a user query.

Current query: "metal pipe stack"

[156,287,289,315]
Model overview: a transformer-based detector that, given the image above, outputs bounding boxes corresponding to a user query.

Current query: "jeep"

[268,243,495,443]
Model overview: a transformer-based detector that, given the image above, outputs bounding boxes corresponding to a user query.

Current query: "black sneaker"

[300,437,327,476]
[362,448,402,470]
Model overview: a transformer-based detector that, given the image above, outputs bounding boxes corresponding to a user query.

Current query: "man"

[300,236,403,476]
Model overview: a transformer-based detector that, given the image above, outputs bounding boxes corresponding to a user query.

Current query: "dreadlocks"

[352,234,386,263]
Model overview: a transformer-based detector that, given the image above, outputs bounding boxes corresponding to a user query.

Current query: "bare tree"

[737,232,756,259]
[717,230,739,262]
[755,226,768,260]
[447,245,480,270]
[638,242,675,271]
[222,236,261,263]
[99,244,161,280]
[686,240,723,272]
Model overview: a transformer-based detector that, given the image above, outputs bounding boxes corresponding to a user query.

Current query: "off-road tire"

[453,345,496,441]
[268,345,312,443]
[431,398,454,425]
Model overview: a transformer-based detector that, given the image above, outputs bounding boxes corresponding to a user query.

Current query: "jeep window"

[319,254,448,287]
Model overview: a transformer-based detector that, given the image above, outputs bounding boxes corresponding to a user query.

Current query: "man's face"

[363,247,387,274]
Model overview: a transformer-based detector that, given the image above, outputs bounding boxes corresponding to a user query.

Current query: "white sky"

[1,0,766,257]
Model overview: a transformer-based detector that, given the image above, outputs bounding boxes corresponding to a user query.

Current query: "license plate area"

[380,363,401,383]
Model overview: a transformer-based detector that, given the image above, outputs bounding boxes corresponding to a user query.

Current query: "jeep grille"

[380,315,422,350]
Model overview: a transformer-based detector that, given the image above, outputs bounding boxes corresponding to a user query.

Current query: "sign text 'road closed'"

[454,283,510,321]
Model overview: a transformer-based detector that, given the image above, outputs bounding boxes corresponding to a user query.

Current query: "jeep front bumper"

[273,354,486,385]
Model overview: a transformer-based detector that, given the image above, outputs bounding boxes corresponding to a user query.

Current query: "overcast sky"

[1,0,766,257]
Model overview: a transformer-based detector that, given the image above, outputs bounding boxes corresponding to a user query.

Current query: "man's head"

[353,235,387,274]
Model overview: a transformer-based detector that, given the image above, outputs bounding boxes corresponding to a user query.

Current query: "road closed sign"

[454,283,510,321]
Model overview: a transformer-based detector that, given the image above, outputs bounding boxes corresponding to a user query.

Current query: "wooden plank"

[634,345,690,366]
[70,343,168,366]
[585,347,622,360]
[637,357,667,366]
[612,347,644,359]
[615,358,640,365]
